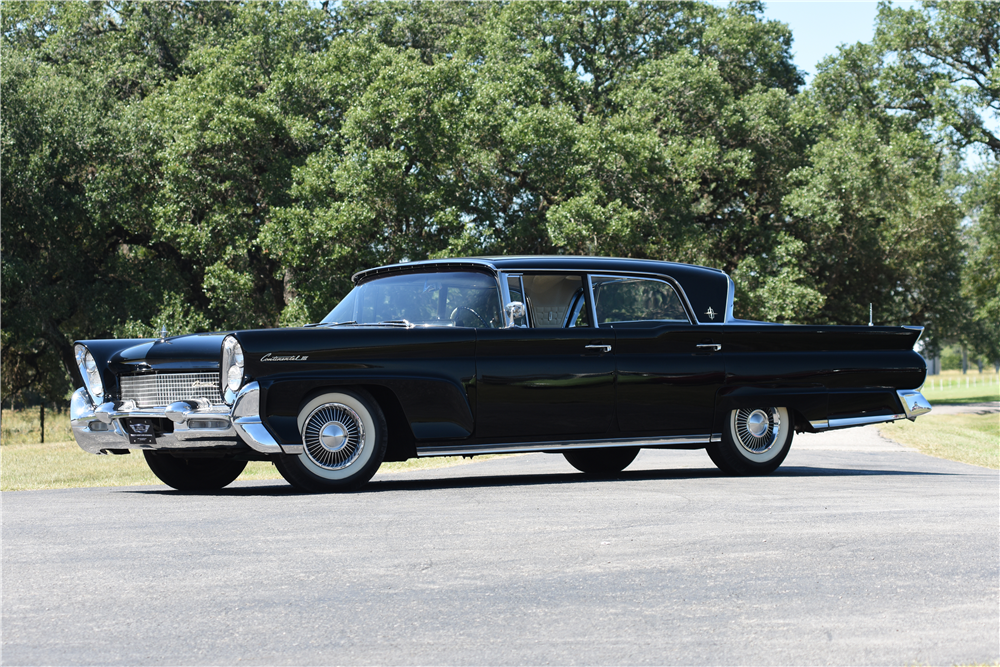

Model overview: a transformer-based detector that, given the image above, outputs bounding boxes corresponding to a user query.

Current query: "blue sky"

[760,2,904,85]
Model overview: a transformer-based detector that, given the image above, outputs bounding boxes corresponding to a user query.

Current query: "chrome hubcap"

[303,403,364,470]
[733,407,780,454]
[746,410,769,437]
[319,422,349,452]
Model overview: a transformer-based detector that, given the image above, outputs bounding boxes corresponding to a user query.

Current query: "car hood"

[109,333,229,373]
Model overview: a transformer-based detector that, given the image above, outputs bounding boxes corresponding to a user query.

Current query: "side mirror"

[504,301,526,328]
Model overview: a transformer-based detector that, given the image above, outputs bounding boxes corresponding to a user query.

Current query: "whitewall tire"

[274,389,386,492]
[707,406,793,475]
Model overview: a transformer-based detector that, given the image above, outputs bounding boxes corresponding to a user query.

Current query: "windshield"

[322,271,503,328]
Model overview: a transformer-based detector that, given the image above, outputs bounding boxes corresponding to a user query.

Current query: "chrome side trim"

[725,275,735,324]
[811,414,907,430]
[897,389,932,420]
[416,433,716,457]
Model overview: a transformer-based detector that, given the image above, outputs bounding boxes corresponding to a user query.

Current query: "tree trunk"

[960,345,968,374]
[40,403,45,444]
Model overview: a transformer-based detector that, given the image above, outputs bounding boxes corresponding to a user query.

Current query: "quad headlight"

[221,335,245,403]
[74,344,104,404]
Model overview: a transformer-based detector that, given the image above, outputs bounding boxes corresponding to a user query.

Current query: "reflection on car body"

[70,256,932,492]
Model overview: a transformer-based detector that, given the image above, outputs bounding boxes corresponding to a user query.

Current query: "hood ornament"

[159,324,168,342]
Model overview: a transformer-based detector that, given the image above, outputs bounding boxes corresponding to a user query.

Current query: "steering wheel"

[450,306,489,327]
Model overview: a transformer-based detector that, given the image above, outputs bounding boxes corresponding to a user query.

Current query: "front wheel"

[563,447,639,476]
[707,406,793,475]
[143,451,247,491]
[274,389,387,493]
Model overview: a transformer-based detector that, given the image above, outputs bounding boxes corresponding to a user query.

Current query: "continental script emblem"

[705,307,717,321]
[191,380,216,388]
[261,352,309,362]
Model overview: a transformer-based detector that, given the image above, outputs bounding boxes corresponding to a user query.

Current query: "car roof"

[352,256,725,284]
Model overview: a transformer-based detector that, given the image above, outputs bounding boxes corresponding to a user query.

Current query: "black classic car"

[70,256,932,492]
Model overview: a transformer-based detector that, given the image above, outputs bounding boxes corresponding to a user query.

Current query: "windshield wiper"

[376,320,414,328]
[324,320,358,327]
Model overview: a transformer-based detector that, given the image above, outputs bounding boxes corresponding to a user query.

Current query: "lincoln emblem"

[705,307,717,320]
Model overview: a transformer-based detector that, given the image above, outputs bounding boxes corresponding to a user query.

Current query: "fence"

[923,374,1000,390]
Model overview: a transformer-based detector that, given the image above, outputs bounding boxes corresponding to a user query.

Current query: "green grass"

[1,406,73,445]
[879,412,999,469]
[0,440,284,491]
[921,373,1000,405]
[0,431,514,491]
[921,386,1000,405]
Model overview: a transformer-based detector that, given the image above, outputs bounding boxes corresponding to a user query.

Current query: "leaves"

[2,0,995,404]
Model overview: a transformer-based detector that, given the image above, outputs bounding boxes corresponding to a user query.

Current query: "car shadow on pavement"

[120,464,955,496]
[362,465,954,493]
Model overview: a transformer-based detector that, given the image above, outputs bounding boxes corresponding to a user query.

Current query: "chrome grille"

[120,373,222,408]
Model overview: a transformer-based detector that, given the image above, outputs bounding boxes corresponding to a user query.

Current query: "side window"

[591,276,688,326]
[522,274,591,328]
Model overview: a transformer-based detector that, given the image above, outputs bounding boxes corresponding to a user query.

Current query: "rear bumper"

[70,383,302,456]
[809,389,932,431]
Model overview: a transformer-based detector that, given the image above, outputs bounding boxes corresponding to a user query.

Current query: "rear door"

[590,275,724,436]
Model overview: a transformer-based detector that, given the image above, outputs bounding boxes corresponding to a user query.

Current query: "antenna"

[868,303,873,327]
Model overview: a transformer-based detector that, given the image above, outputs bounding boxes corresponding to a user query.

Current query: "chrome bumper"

[809,389,932,431]
[70,382,303,456]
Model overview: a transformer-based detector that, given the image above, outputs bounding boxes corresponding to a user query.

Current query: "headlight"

[74,344,104,403]
[221,336,245,403]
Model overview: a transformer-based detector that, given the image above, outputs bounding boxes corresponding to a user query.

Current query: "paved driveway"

[3,426,997,665]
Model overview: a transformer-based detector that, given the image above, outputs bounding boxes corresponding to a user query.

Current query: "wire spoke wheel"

[707,406,793,475]
[303,403,365,470]
[274,389,387,493]
[732,407,780,455]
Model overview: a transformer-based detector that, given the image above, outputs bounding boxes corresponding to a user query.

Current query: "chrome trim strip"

[725,275,735,324]
[234,419,283,454]
[897,389,932,420]
[821,414,907,430]
[416,433,716,457]
[901,325,925,346]
[585,273,599,328]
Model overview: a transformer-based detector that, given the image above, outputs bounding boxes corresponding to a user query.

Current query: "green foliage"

[2,0,995,403]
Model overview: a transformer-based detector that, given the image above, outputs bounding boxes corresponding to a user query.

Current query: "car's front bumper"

[69,382,303,456]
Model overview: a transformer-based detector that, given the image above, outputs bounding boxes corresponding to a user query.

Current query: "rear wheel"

[563,447,639,476]
[143,451,246,491]
[274,389,386,493]
[707,406,793,475]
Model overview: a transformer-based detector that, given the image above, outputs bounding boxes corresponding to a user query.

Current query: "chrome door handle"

[585,344,612,353]
[696,343,722,352]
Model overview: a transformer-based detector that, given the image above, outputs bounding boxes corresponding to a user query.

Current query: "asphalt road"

[3,426,997,666]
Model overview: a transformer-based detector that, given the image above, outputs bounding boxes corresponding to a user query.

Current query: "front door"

[475,273,615,440]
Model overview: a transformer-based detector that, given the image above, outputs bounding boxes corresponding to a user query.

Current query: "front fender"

[259,374,475,444]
